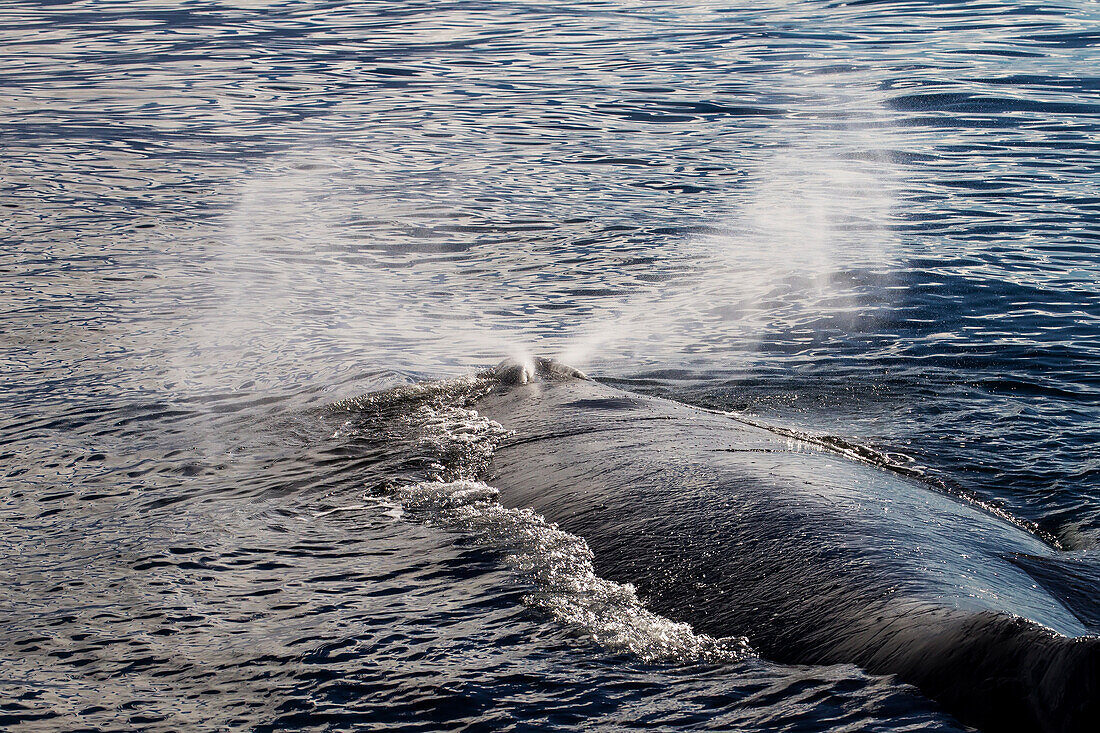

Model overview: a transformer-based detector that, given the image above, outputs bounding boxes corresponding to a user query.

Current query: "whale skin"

[472,358,1099,733]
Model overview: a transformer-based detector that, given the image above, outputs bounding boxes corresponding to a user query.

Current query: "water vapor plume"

[559,75,904,374]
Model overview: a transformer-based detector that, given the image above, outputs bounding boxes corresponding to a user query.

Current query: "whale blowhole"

[492,356,588,385]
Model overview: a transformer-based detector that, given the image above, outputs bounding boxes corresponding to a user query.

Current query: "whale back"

[474,363,1099,733]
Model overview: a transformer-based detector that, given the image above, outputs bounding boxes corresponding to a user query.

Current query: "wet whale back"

[474,363,1099,733]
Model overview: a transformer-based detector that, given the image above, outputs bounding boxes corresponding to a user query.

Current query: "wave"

[397,479,749,664]
[334,376,750,664]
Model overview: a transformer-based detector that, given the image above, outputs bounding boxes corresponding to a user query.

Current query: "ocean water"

[2,0,1098,730]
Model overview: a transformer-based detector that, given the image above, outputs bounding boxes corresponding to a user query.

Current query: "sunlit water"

[2,0,1098,730]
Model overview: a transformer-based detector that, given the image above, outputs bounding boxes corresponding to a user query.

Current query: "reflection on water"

[2,0,1098,730]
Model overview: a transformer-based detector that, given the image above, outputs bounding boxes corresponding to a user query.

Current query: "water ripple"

[2,0,1098,729]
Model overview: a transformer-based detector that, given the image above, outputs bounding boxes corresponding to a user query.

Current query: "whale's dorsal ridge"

[492,356,587,385]
[471,371,1099,733]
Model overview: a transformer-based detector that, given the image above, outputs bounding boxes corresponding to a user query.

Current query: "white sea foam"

[396,478,750,664]
[373,383,750,664]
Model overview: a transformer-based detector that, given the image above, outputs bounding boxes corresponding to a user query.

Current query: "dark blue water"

[2,0,1098,730]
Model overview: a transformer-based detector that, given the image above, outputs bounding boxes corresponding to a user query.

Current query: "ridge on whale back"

[477,356,1100,733]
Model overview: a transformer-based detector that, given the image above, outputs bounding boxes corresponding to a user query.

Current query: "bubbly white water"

[380,377,750,664]
[399,479,751,664]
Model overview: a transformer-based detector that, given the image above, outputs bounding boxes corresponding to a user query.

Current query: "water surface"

[2,0,1099,730]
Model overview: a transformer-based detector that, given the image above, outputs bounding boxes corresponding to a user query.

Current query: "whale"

[471,357,1099,733]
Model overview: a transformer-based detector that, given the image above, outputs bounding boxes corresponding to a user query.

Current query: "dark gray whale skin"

[474,358,1099,733]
